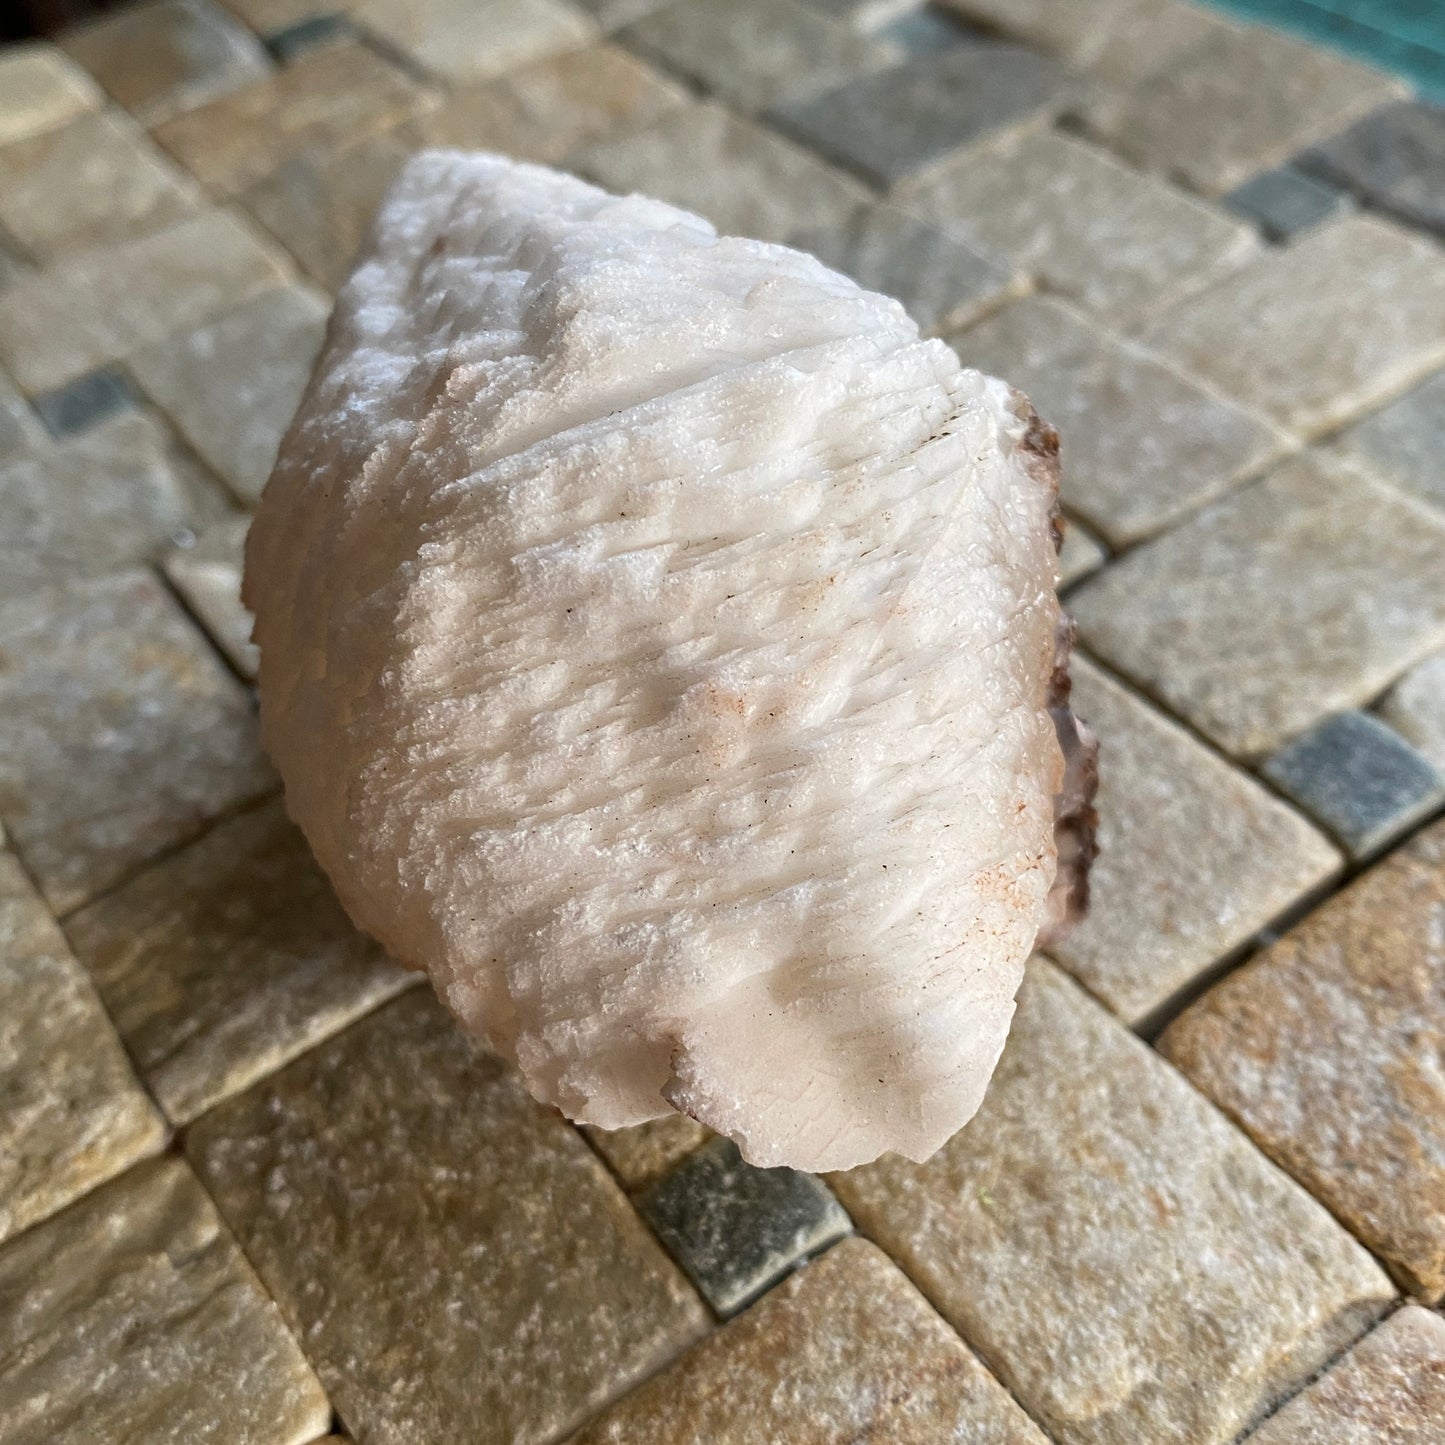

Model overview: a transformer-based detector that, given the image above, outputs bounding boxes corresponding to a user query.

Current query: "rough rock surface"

[245,149,1093,1171]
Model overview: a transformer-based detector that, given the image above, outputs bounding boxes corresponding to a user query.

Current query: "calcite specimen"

[244,150,1095,1171]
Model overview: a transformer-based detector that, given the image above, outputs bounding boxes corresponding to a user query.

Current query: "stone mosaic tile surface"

[4,5,1445,1441]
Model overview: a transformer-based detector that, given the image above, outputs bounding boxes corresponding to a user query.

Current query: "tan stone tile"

[0,852,164,1246]
[162,517,258,678]
[0,110,202,262]
[911,130,1257,321]
[1058,514,1106,586]
[1248,1306,1445,1443]
[1052,656,1341,1024]
[151,41,437,197]
[1083,21,1405,196]
[0,209,291,394]
[0,572,274,915]
[129,284,329,503]
[1162,819,1445,1301]
[1069,453,1445,758]
[187,990,709,1445]
[568,1237,1046,1443]
[0,409,232,599]
[1381,649,1445,775]
[240,127,419,293]
[66,798,413,1125]
[830,960,1395,1444]
[1140,216,1445,436]
[584,1114,713,1191]
[61,0,272,127]
[353,0,597,83]
[217,0,339,33]
[416,40,688,164]
[0,368,42,466]
[574,101,870,245]
[955,295,1285,546]
[0,44,103,148]
[0,1156,330,1445]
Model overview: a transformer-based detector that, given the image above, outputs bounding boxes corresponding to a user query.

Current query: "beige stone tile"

[0,209,291,394]
[129,284,329,503]
[0,44,103,148]
[353,0,597,83]
[1331,368,1445,516]
[574,101,869,245]
[240,127,418,293]
[1084,21,1405,196]
[0,110,202,262]
[217,0,339,33]
[61,0,272,127]
[831,959,1395,1445]
[1069,453,1445,758]
[1057,514,1106,586]
[1140,216,1445,436]
[1248,1306,1445,1443]
[151,41,437,197]
[187,990,709,1445]
[0,852,165,1246]
[911,130,1257,321]
[568,1237,1046,1443]
[0,368,42,466]
[1381,649,1445,775]
[1162,819,1445,1301]
[0,1156,330,1445]
[955,295,1286,546]
[1052,657,1341,1024]
[0,572,274,915]
[619,0,894,113]
[416,40,688,164]
[0,409,232,599]
[162,517,258,678]
[67,798,413,1124]
[584,1114,713,1191]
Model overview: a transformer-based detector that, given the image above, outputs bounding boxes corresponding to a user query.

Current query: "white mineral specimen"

[244,150,1094,1172]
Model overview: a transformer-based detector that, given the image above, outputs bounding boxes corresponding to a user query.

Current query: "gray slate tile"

[639,1136,852,1316]
[1261,710,1445,862]
[1224,165,1347,243]
[32,366,140,439]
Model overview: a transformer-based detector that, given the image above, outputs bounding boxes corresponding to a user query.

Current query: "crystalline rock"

[243,151,1097,1173]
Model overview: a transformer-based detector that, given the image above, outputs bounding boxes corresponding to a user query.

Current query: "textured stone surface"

[1223,165,1347,243]
[1248,1306,1445,1444]
[1141,215,1445,437]
[151,42,435,196]
[0,852,164,1246]
[162,517,259,678]
[1084,22,1404,195]
[1162,819,1445,1300]
[1057,515,1106,586]
[585,1114,713,1191]
[0,209,290,394]
[1333,369,1445,514]
[264,14,359,62]
[188,990,709,1445]
[770,41,1073,189]
[214,0,334,34]
[1051,657,1340,1025]
[568,1237,1047,1444]
[1382,650,1445,774]
[129,285,329,502]
[831,960,1396,1445]
[877,5,987,55]
[913,129,1256,320]
[620,0,893,112]
[0,44,102,148]
[67,798,412,1124]
[61,0,271,126]
[1301,100,1445,239]
[0,572,273,914]
[955,295,1284,546]
[0,370,41,463]
[240,128,418,293]
[575,101,869,244]
[1261,711,1445,862]
[0,110,202,262]
[354,0,597,83]
[1070,453,1445,758]
[417,41,687,164]
[0,1156,330,1445]
[0,409,231,599]
[32,366,141,439]
[639,1138,852,1316]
